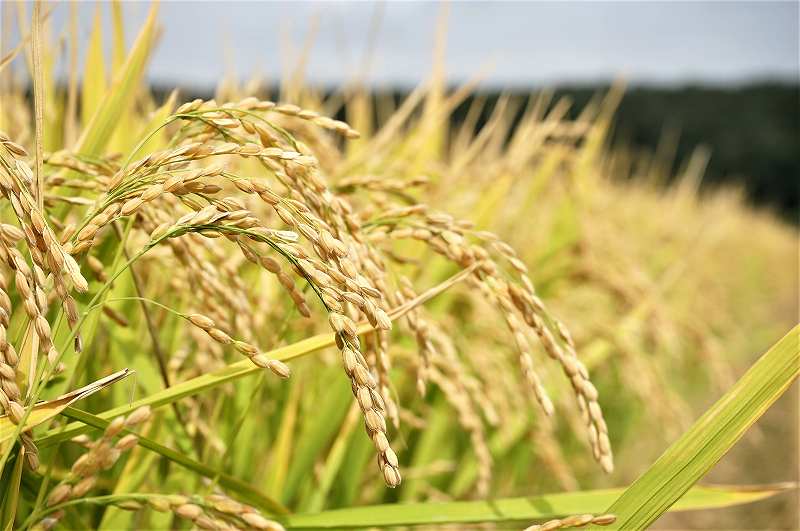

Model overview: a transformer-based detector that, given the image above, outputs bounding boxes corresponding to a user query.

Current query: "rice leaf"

[285,484,792,529]
[283,369,351,503]
[110,0,126,75]
[80,4,107,129]
[595,325,800,530]
[74,3,158,158]
[304,403,360,512]
[135,89,178,154]
[263,380,300,498]
[108,0,139,154]
[0,448,24,531]
[0,370,133,450]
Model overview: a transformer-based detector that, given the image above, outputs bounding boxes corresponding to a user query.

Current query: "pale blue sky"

[11,1,800,89]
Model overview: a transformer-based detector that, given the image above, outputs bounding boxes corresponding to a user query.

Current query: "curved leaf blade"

[0,369,132,447]
[38,269,471,446]
[597,325,799,530]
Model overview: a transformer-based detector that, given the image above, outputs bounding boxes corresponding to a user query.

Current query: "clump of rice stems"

[1,92,612,494]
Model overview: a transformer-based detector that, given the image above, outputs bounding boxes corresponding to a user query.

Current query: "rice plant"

[0,3,797,530]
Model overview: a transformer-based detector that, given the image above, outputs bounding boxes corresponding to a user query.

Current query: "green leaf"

[449,415,529,497]
[135,89,178,155]
[74,3,158,158]
[597,325,799,530]
[110,0,126,74]
[401,400,456,501]
[285,484,791,529]
[304,404,360,512]
[284,369,352,504]
[108,0,140,155]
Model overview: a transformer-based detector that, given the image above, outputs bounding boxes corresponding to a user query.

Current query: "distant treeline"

[160,82,799,220]
[562,83,799,220]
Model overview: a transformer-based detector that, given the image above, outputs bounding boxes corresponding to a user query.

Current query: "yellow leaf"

[111,0,126,74]
[81,4,107,128]
[0,369,134,453]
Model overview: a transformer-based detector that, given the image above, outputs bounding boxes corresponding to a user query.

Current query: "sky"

[9,1,800,89]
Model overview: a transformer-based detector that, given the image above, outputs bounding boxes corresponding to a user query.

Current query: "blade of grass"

[135,89,177,154]
[0,449,24,531]
[74,3,158,158]
[336,417,374,507]
[283,369,351,503]
[108,0,138,154]
[401,400,455,501]
[0,369,133,448]
[63,0,79,146]
[80,4,107,129]
[594,325,799,530]
[449,414,530,497]
[110,0,126,74]
[285,484,793,529]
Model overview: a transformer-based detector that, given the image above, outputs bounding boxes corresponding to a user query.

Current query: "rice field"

[0,3,797,530]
